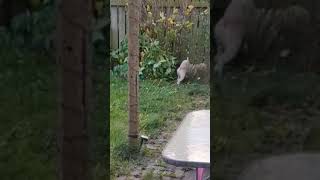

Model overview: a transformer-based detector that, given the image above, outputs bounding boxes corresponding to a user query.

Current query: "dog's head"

[176,57,190,85]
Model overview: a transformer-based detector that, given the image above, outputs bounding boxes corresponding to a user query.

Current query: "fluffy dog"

[214,0,310,78]
[213,0,256,78]
[176,57,209,84]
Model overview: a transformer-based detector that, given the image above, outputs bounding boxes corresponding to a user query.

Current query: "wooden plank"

[166,5,173,51]
[110,0,127,6]
[191,7,198,39]
[117,6,120,49]
[125,8,128,35]
[118,7,126,45]
[199,6,211,61]
[200,8,210,62]
[110,0,208,8]
[161,0,167,16]
[110,7,119,50]
[191,8,201,63]
[198,8,204,62]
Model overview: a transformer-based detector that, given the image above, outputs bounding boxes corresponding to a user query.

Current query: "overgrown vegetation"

[111,34,177,80]
[141,3,194,53]
[141,0,210,63]
[111,1,210,81]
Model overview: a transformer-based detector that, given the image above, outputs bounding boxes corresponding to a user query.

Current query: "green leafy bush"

[0,3,55,53]
[111,38,128,65]
[111,33,177,80]
[111,64,128,79]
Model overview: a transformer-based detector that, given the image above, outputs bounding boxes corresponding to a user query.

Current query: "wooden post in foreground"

[56,0,93,179]
[127,0,141,147]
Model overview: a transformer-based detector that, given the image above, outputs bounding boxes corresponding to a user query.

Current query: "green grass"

[0,48,107,180]
[110,76,209,178]
[0,48,57,180]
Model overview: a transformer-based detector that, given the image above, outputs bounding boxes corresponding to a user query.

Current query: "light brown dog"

[214,0,256,77]
[214,0,310,78]
[177,57,208,84]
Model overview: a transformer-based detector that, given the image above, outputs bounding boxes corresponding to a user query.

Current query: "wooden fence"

[110,0,210,62]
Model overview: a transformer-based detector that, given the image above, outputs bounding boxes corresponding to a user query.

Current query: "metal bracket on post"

[139,135,149,150]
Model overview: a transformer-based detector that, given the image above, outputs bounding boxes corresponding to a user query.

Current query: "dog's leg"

[214,27,243,79]
[176,68,186,85]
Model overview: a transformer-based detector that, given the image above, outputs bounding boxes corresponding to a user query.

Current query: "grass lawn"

[0,49,57,180]
[110,76,210,178]
[0,48,107,180]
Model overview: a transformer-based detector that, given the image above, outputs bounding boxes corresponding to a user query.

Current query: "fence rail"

[110,0,209,7]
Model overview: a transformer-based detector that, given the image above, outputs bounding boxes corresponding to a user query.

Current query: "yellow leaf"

[186,22,193,29]
[160,11,165,20]
[188,5,194,11]
[167,17,174,25]
[184,8,191,16]
[147,4,151,12]
[140,52,145,59]
[157,19,164,23]
[173,8,179,14]
[204,8,209,14]
[148,11,152,17]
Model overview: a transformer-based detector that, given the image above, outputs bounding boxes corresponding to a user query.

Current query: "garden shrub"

[140,3,194,52]
[111,33,177,80]
[0,3,55,53]
[140,0,210,64]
